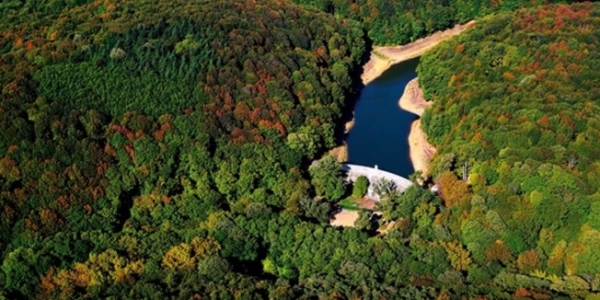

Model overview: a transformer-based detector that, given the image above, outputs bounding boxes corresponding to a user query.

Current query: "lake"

[346,58,419,178]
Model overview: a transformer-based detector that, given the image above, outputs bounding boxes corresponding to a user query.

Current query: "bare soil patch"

[356,197,376,210]
[377,221,396,235]
[330,210,359,227]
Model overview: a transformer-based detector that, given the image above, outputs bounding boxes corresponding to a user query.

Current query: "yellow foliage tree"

[199,211,229,232]
[565,241,585,276]
[191,236,220,260]
[49,249,143,294]
[574,224,600,276]
[441,241,472,271]
[162,243,196,271]
[87,249,144,284]
[548,240,567,275]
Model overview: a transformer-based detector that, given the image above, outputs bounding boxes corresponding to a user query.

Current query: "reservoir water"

[346,58,419,178]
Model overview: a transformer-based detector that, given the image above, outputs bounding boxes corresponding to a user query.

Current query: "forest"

[290,0,582,45]
[419,1,600,297]
[1,0,599,299]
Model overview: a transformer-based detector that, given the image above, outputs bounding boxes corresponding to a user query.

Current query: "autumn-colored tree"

[191,236,221,260]
[162,243,196,272]
[442,241,472,271]
[485,240,514,266]
[437,171,470,208]
[517,249,540,273]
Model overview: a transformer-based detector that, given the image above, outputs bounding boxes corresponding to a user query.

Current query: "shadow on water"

[346,57,420,178]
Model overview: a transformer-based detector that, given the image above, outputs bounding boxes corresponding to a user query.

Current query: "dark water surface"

[346,58,419,178]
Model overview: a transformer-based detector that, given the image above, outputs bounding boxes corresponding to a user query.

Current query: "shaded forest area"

[0,0,599,299]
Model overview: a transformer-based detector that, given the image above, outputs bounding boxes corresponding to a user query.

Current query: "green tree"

[1,247,40,295]
[286,126,320,158]
[355,210,373,231]
[309,155,346,201]
[373,178,397,199]
[198,256,231,281]
[299,196,331,223]
[352,175,369,197]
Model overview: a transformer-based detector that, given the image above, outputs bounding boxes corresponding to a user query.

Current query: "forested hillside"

[1,0,600,299]
[291,0,582,45]
[0,0,376,298]
[419,1,600,295]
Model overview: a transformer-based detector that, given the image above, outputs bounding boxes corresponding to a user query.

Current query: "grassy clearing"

[339,196,360,210]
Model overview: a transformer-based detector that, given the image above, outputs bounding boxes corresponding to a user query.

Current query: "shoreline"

[336,21,475,165]
[329,117,354,162]
[398,78,431,116]
[407,119,436,177]
[399,78,436,176]
[361,20,476,85]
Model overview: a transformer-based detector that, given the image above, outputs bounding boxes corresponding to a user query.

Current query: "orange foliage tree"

[437,171,471,208]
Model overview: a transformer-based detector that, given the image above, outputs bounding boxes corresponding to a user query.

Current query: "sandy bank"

[408,120,436,177]
[361,20,476,85]
[400,76,436,176]
[399,78,431,116]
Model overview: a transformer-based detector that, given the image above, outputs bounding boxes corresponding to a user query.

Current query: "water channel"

[346,58,419,178]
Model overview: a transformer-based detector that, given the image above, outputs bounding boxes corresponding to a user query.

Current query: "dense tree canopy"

[0,0,599,299]
[418,1,600,295]
[291,0,581,45]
